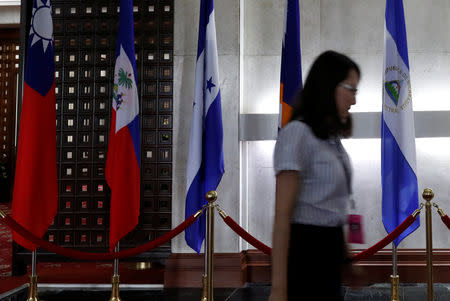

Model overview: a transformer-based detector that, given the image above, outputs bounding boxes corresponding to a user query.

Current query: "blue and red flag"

[11,0,58,251]
[106,0,140,250]
[279,0,302,129]
[185,0,224,253]
[382,0,419,245]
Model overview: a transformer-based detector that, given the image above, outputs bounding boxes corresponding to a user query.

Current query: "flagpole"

[114,243,119,276]
[31,250,36,278]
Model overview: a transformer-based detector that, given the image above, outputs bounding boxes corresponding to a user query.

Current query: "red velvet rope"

[0,213,199,260]
[352,214,416,262]
[223,216,272,255]
[222,213,418,261]
[440,214,450,230]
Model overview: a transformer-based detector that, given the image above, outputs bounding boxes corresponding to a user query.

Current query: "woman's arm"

[269,170,300,301]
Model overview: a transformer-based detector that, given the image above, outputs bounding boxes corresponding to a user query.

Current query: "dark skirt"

[287,223,345,301]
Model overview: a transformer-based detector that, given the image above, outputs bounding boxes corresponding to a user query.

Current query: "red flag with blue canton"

[11,0,58,251]
[106,0,141,251]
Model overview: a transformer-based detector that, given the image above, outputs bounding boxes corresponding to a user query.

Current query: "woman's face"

[335,69,359,122]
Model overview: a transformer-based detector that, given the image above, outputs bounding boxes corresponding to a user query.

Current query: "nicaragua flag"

[279,0,302,129]
[11,0,58,251]
[105,0,140,251]
[382,0,419,246]
[185,0,224,253]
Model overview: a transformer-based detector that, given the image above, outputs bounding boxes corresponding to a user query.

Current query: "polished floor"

[3,283,450,301]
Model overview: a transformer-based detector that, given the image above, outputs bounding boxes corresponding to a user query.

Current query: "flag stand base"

[109,275,121,301]
[390,274,399,301]
[27,275,39,301]
[201,274,208,301]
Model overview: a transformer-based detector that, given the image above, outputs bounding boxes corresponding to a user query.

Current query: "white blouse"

[274,120,352,227]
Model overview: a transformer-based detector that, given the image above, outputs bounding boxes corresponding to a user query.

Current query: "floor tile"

[6,283,450,301]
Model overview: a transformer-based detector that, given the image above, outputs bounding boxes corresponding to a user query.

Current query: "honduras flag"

[279,0,302,129]
[185,0,224,253]
[106,0,140,251]
[382,0,419,246]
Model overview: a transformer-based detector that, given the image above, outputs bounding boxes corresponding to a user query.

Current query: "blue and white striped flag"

[185,0,225,253]
[382,0,419,246]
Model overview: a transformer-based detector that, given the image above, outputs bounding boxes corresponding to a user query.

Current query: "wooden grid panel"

[47,0,174,251]
[0,41,19,164]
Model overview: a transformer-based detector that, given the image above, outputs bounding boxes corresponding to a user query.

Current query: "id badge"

[348,214,364,244]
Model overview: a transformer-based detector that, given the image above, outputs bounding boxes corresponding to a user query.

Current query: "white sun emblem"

[29,0,53,52]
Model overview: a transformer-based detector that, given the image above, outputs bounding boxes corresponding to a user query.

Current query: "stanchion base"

[391,275,400,301]
[27,275,39,301]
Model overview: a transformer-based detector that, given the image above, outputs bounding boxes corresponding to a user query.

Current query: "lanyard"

[330,138,355,209]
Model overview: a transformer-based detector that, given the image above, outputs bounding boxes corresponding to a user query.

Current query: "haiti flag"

[105,0,141,251]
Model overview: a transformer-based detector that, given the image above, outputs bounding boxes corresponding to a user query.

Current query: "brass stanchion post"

[423,188,434,301]
[203,191,217,301]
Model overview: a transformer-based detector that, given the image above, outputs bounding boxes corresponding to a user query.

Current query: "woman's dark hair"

[290,50,360,139]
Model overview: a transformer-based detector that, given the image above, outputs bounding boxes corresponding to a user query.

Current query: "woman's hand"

[270,171,299,301]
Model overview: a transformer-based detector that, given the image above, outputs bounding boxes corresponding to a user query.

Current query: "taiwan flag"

[11,0,58,251]
[279,0,302,129]
[105,0,141,251]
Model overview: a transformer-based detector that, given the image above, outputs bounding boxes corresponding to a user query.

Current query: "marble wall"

[0,5,20,26]
[174,0,450,252]
[173,0,240,253]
